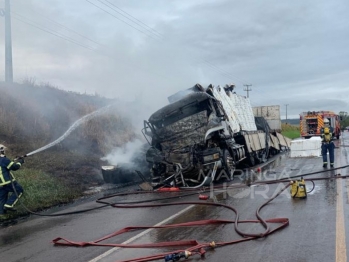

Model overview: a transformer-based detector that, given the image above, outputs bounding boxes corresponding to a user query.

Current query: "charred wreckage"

[141,84,291,189]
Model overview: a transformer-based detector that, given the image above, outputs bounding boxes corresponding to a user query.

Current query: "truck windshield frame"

[152,100,211,129]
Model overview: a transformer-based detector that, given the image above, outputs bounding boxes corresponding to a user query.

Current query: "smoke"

[101,138,145,165]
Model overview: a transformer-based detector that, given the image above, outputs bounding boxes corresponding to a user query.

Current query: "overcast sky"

[0,0,348,119]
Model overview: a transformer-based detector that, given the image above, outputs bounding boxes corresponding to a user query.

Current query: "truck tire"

[223,149,235,179]
[269,148,279,156]
[247,152,256,167]
[256,149,267,164]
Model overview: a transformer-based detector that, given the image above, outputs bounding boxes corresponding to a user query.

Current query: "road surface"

[1,132,349,262]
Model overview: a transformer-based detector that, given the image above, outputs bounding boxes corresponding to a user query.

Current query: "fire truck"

[300,111,341,139]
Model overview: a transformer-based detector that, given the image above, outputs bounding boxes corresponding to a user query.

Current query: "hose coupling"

[183,251,191,258]
[164,251,191,261]
[209,241,216,249]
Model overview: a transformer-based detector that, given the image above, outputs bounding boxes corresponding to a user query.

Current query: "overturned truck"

[142,84,291,188]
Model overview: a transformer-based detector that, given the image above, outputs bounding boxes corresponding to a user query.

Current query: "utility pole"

[285,104,289,124]
[4,0,13,83]
[243,84,252,98]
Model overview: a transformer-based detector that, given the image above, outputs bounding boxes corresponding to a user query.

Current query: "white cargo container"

[253,105,282,131]
[290,137,321,157]
[212,86,257,132]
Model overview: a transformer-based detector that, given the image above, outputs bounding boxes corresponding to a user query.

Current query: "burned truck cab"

[142,86,244,188]
[141,84,291,189]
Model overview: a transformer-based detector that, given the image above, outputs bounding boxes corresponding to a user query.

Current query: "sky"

[0,0,349,120]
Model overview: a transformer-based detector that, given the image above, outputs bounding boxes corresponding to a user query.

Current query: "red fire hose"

[53,184,291,262]
[52,166,348,262]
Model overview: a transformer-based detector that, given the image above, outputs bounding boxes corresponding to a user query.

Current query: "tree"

[339,111,349,131]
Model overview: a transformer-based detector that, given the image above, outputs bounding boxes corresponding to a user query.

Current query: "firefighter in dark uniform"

[321,119,335,168]
[0,144,25,214]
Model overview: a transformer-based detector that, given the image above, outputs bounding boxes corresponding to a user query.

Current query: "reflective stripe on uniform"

[0,167,16,186]
[0,168,13,185]
[7,161,14,169]
[0,167,5,185]
[4,193,22,208]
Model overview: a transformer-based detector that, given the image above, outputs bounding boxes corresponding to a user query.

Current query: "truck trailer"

[253,105,282,131]
[142,84,291,189]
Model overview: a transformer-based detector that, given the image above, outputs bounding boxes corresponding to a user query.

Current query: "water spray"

[24,104,115,157]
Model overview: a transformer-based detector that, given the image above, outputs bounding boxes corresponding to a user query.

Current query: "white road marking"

[336,137,347,262]
[88,204,195,262]
[336,179,347,262]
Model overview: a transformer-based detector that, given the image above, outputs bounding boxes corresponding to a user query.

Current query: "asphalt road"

[1,132,349,262]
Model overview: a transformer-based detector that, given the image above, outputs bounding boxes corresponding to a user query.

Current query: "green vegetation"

[0,81,137,220]
[18,169,79,212]
[339,111,349,130]
[281,118,299,125]
[1,168,80,220]
[281,123,300,139]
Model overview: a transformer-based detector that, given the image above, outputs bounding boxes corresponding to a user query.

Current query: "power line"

[85,0,159,40]
[12,1,254,89]
[87,0,250,85]
[18,9,105,48]
[97,0,162,39]
[104,0,162,37]
[202,59,248,85]
[201,61,241,84]
[12,13,95,51]
[11,11,175,83]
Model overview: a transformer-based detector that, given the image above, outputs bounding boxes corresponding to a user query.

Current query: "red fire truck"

[300,111,341,139]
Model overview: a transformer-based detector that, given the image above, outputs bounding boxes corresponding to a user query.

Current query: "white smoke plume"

[101,139,145,165]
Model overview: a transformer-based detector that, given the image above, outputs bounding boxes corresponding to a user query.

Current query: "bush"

[281,123,300,139]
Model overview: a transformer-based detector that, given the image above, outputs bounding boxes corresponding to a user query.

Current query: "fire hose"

[53,184,291,262]
[51,169,348,262]
[6,163,342,218]
[4,155,349,261]
[5,161,349,218]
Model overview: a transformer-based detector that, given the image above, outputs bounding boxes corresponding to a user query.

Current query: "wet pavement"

[1,132,349,262]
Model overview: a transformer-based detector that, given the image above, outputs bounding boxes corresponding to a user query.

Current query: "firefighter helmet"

[0,144,6,156]
[324,118,330,124]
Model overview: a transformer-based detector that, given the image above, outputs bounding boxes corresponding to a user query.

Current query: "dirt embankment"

[0,81,137,193]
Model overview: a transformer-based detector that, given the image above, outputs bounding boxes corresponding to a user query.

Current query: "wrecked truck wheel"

[253,149,267,164]
[269,148,279,156]
[247,152,255,167]
[257,152,267,164]
[222,149,235,180]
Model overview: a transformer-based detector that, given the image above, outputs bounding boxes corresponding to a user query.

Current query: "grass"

[0,82,136,222]
[1,168,80,220]
[281,123,300,139]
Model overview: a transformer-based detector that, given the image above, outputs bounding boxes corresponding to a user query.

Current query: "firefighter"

[0,144,25,214]
[321,119,335,168]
